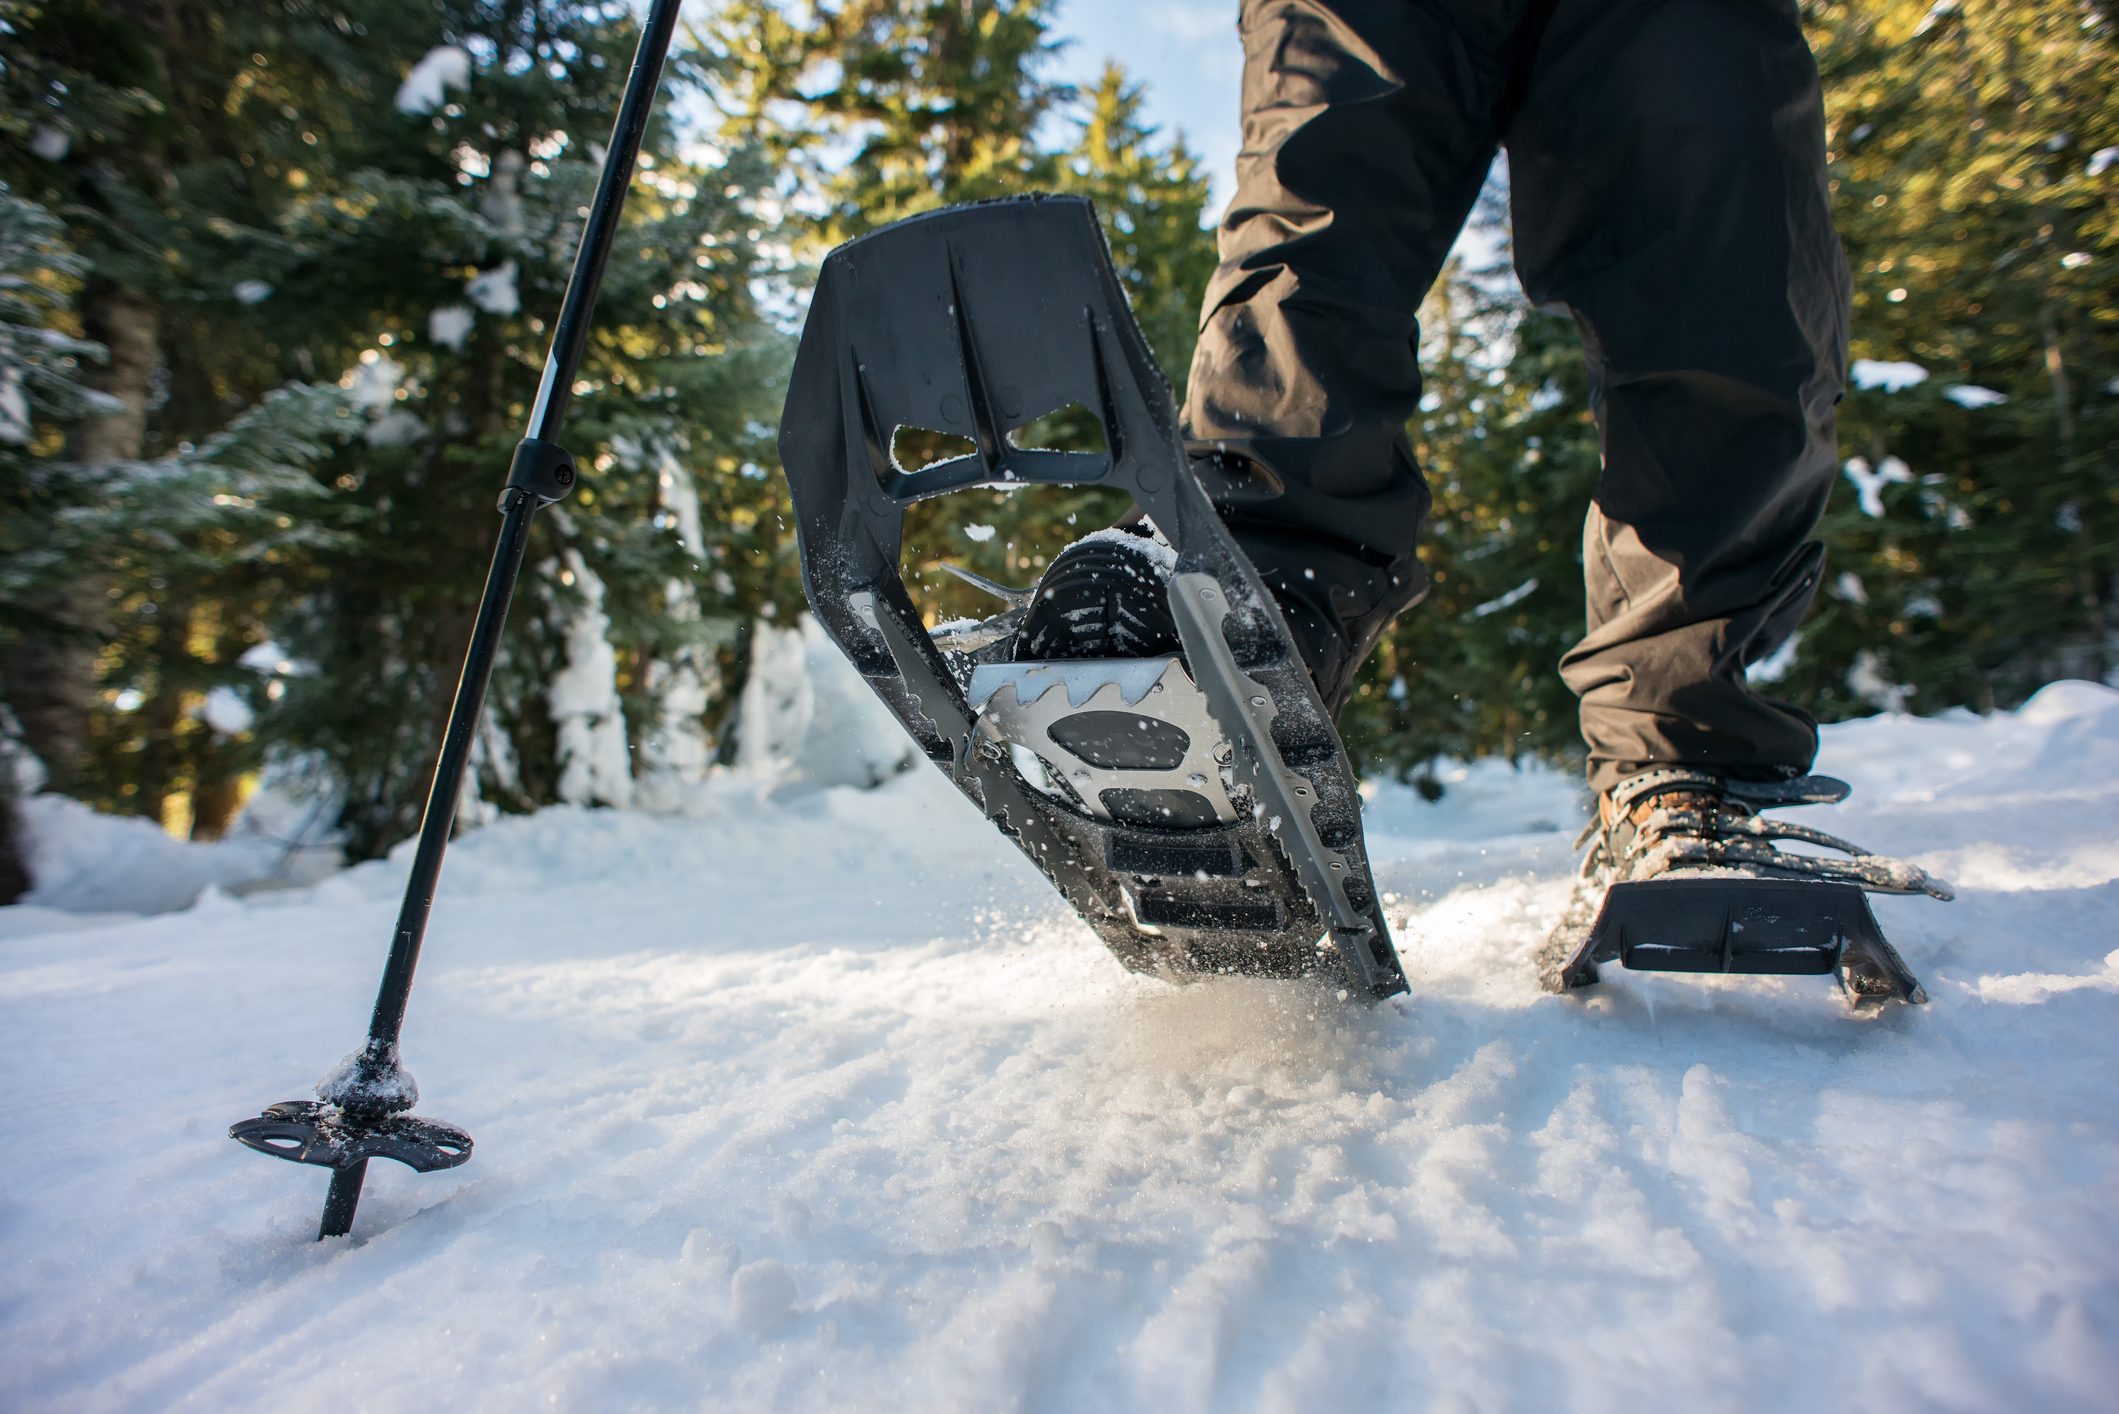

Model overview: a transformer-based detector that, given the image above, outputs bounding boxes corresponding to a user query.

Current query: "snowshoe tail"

[777,196,1407,999]
[1545,878,1927,1007]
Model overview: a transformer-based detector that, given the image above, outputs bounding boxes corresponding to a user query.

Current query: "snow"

[201,684,255,735]
[1744,629,1800,684]
[465,260,520,317]
[395,46,471,116]
[1849,359,1928,393]
[636,452,720,809]
[734,616,916,793]
[11,793,295,914]
[548,549,634,809]
[364,406,426,447]
[0,364,27,443]
[1843,454,1913,518]
[5,683,2119,1408]
[1945,384,2007,409]
[343,351,403,410]
[2091,146,2119,178]
[1469,576,1538,618]
[428,304,475,350]
[232,280,273,305]
[962,522,996,542]
[27,124,69,161]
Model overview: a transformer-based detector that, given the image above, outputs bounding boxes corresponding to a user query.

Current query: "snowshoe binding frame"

[778,197,1407,999]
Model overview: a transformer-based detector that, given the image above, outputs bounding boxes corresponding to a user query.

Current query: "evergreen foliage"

[0,0,2107,859]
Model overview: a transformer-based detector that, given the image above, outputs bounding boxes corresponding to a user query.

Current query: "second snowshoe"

[776,197,1407,999]
[1540,768,1953,1007]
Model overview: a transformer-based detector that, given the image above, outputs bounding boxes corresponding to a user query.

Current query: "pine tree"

[1792,0,2118,717]
[254,2,790,857]
[0,0,396,827]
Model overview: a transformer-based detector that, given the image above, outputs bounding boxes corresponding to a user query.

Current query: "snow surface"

[4,684,2119,1409]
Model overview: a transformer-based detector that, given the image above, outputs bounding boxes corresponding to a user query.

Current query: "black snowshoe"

[1541,768,1954,1007]
[777,197,1407,998]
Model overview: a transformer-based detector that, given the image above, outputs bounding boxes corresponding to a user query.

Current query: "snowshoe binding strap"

[777,197,1406,998]
[1602,774,1953,901]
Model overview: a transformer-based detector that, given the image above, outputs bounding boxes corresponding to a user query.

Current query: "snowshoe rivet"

[1200,588,1217,600]
[1249,695,1266,706]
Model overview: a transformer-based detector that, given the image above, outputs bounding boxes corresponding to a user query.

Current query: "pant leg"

[1505,0,1849,790]
[1180,0,1527,707]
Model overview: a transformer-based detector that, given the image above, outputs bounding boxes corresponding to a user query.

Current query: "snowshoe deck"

[1545,877,1927,1006]
[777,197,1407,998]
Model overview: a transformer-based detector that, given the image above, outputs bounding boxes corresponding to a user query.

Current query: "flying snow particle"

[1850,359,1928,393]
[28,125,69,161]
[2061,252,2093,269]
[429,304,475,350]
[1834,571,1869,606]
[233,280,273,305]
[395,46,471,116]
[963,523,996,542]
[464,260,519,316]
[2090,147,2119,178]
[1944,385,2006,409]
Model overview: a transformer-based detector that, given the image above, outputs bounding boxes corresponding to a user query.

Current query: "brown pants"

[1181,0,1848,790]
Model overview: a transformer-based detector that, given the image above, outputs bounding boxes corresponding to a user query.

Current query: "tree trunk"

[0,281,159,795]
[0,784,30,905]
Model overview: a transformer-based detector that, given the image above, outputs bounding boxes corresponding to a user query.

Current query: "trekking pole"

[229,0,686,1240]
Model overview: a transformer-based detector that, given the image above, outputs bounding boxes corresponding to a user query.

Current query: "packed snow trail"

[5,685,2119,1411]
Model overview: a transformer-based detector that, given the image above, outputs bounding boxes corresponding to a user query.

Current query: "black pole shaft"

[525,0,686,442]
[358,0,685,1052]
[366,492,539,1042]
[320,1161,368,1239]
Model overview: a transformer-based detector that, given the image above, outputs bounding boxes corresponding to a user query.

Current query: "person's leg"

[1505,0,1849,790]
[1181,0,1526,709]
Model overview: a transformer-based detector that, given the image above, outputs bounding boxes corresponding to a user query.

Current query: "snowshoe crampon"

[777,196,1407,999]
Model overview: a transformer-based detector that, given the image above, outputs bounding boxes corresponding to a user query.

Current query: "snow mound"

[3,685,2118,1409]
[13,793,299,914]
[733,614,917,794]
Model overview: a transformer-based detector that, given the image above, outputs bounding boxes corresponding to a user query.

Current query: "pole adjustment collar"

[503,437,578,506]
